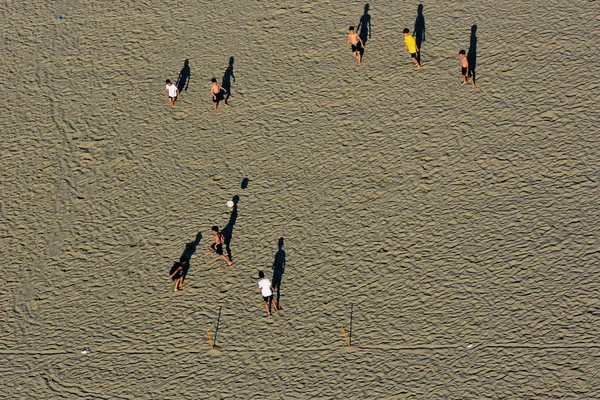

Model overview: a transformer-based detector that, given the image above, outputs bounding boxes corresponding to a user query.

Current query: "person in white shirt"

[258,271,278,316]
[165,79,180,108]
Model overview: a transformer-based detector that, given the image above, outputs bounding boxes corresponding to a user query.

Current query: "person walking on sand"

[165,79,180,108]
[169,259,184,292]
[403,28,421,69]
[459,50,475,88]
[347,26,364,65]
[207,226,232,265]
[211,78,228,111]
[258,271,278,316]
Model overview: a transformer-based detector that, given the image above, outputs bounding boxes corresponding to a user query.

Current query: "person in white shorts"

[165,79,180,108]
[258,271,278,316]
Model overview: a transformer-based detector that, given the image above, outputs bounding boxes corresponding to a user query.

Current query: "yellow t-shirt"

[404,34,418,53]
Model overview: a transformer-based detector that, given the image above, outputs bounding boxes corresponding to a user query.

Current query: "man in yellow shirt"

[403,28,421,69]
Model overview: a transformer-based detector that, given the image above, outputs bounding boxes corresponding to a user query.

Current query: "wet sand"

[1,0,599,398]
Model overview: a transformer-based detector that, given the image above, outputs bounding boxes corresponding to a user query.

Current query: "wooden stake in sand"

[206,328,214,350]
[349,303,353,346]
[213,306,222,347]
[341,326,351,347]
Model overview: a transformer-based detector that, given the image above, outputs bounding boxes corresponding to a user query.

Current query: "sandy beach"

[1,0,599,398]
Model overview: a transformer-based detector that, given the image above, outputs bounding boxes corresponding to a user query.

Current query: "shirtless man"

[211,78,227,111]
[347,26,364,65]
[207,226,232,265]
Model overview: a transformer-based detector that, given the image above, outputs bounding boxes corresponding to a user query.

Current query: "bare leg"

[173,280,179,292]
[271,299,279,312]
[413,57,421,69]
[220,254,233,265]
[214,101,218,111]
[264,300,270,315]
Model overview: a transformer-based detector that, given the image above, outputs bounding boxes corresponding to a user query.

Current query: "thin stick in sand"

[349,303,353,346]
[206,328,214,350]
[341,326,351,347]
[213,306,223,347]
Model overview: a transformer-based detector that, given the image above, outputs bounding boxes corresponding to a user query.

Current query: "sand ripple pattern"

[1,0,599,398]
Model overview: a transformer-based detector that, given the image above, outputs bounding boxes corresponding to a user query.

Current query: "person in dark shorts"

[403,28,421,69]
[207,225,233,265]
[165,79,180,108]
[258,271,278,316]
[459,49,475,88]
[211,78,228,111]
[347,26,364,64]
[169,260,184,292]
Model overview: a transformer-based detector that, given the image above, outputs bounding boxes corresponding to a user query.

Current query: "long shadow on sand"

[222,195,239,262]
[357,4,371,60]
[414,4,426,64]
[176,59,191,94]
[467,25,477,85]
[180,232,202,281]
[222,57,235,104]
[271,237,286,309]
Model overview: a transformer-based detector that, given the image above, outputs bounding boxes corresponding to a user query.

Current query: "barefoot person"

[459,49,475,88]
[211,78,228,111]
[165,79,180,108]
[258,271,278,316]
[169,259,184,292]
[403,28,421,69]
[347,26,364,64]
[207,226,232,265]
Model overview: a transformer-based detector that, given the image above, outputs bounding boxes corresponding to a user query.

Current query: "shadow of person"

[357,4,371,60]
[414,4,426,63]
[180,231,202,284]
[467,25,477,86]
[241,178,249,189]
[221,195,239,262]
[271,238,286,309]
[176,59,191,94]
[221,56,235,104]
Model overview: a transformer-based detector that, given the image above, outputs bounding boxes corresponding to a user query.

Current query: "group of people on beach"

[164,7,476,316]
[169,226,232,292]
[165,77,229,110]
[166,16,474,111]
[168,221,279,316]
[347,25,475,88]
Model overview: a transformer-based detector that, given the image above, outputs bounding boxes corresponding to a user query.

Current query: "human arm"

[346,35,351,50]
[176,88,180,99]
[169,266,182,279]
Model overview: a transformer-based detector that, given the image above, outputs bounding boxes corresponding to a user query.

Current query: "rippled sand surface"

[2,0,599,398]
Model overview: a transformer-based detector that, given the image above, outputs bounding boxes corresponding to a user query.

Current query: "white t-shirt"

[258,278,272,297]
[166,84,178,97]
